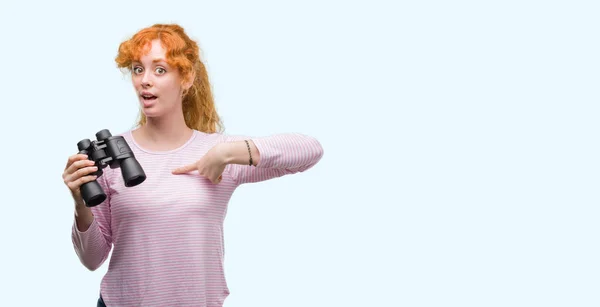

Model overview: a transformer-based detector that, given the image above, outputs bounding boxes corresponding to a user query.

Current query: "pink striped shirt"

[71,129,323,306]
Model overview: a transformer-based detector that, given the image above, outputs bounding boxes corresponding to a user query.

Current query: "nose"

[141,71,153,88]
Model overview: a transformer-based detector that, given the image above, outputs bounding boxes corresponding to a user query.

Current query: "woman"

[62,23,323,307]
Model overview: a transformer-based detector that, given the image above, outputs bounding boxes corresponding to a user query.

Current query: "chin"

[141,110,163,118]
[140,105,161,117]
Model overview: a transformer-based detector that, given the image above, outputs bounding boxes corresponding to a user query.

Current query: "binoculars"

[77,129,146,207]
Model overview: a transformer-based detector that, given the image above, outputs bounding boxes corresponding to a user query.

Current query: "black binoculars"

[77,129,146,207]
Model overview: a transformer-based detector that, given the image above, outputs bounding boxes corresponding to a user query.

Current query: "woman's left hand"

[172,144,227,183]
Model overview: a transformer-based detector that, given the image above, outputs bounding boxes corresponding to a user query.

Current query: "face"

[131,39,189,118]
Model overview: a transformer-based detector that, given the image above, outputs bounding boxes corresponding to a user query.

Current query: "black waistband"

[97,294,106,307]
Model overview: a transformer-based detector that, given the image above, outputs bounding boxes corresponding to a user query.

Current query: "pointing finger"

[172,163,196,174]
[212,175,223,184]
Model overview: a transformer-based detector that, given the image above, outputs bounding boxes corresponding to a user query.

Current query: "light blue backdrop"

[0,0,598,306]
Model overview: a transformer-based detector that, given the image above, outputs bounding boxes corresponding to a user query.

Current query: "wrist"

[219,142,236,165]
[74,201,90,213]
[220,140,258,166]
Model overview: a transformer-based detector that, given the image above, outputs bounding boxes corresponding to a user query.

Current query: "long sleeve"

[71,169,113,271]
[220,133,324,185]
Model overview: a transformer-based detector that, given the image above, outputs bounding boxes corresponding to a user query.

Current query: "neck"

[134,107,194,150]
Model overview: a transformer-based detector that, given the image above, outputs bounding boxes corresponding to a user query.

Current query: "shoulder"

[191,129,228,144]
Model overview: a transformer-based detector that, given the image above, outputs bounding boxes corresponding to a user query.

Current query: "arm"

[70,171,113,271]
[220,133,324,185]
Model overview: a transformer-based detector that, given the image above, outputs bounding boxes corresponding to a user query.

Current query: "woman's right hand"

[63,153,98,206]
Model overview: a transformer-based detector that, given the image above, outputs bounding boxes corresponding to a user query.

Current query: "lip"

[140,91,156,97]
[140,91,158,108]
[142,98,156,108]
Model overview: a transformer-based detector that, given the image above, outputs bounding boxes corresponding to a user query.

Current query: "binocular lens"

[80,180,107,207]
[121,157,147,187]
[77,130,146,207]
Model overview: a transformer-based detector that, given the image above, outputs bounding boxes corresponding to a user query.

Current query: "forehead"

[135,40,168,63]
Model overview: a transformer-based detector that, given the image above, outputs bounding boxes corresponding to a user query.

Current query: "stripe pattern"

[72,129,323,306]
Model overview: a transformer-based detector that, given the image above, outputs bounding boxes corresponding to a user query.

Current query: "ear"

[183,71,196,90]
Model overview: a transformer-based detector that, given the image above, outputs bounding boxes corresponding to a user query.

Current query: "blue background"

[0,0,598,306]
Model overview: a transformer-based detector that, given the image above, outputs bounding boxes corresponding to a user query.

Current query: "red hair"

[115,23,223,133]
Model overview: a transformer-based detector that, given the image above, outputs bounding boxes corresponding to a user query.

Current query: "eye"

[155,67,166,74]
[133,66,143,74]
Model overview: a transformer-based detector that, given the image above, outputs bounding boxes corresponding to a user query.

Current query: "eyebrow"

[132,58,168,65]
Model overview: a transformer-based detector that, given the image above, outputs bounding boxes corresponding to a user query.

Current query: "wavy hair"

[115,23,223,133]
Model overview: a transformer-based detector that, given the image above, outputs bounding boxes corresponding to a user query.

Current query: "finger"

[67,174,98,191]
[74,165,99,179]
[172,164,196,174]
[63,158,93,180]
[66,159,96,177]
[65,156,92,175]
[65,154,88,169]
[65,165,98,184]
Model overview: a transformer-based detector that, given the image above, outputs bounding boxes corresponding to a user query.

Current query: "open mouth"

[142,95,158,101]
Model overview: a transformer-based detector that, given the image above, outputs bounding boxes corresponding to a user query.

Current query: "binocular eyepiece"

[77,129,146,207]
